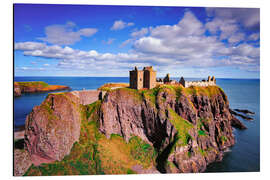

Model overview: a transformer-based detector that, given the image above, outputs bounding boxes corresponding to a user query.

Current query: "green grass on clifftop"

[17,81,49,87]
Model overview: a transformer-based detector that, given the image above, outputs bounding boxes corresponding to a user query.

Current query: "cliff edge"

[14,81,70,96]
[99,85,240,173]
[19,84,245,175]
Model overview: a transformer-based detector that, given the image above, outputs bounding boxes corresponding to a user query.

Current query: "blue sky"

[14,4,260,78]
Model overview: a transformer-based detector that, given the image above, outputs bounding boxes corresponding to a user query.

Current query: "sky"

[14,4,260,78]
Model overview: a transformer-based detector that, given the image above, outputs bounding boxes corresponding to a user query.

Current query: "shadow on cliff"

[156,134,179,173]
[14,139,25,150]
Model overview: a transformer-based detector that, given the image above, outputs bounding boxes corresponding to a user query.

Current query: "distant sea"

[14,76,260,172]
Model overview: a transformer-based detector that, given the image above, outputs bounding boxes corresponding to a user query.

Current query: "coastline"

[12,77,258,174]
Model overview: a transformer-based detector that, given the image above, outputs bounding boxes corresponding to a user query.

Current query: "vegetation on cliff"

[14,81,70,96]
[98,83,129,91]
[20,84,244,175]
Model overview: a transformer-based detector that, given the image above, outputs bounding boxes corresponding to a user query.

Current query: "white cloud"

[16,67,46,71]
[131,28,149,38]
[205,18,239,40]
[15,42,46,51]
[110,20,134,30]
[150,11,204,39]
[206,8,260,30]
[15,10,260,74]
[228,33,245,44]
[38,22,97,45]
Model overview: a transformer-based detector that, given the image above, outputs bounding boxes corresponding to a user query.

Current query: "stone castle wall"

[144,70,157,89]
[130,70,144,89]
[71,90,105,105]
[184,81,216,88]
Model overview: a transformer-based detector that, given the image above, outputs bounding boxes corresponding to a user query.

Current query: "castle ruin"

[130,66,216,89]
[129,66,156,89]
[179,76,216,88]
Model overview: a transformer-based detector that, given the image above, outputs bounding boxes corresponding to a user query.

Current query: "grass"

[15,81,69,93]
[183,85,222,98]
[16,81,49,87]
[198,130,207,136]
[197,118,208,136]
[141,87,159,105]
[98,83,129,91]
[220,136,228,143]
[167,108,193,147]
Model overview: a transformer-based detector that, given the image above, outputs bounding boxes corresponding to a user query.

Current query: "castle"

[129,66,156,89]
[129,66,216,89]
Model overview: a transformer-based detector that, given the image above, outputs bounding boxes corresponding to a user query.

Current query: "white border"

[2,0,270,179]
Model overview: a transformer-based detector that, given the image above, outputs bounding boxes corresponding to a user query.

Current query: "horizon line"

[14,76,260,80]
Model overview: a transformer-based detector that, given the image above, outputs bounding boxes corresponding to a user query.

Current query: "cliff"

[19,84,245,175]
[99,85,240,173]
[14,81,70,96]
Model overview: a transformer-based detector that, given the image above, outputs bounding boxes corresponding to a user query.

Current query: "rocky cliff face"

[22,84,244,175]
[14,82,22,97]
[99,85,239,173]
[24,93,82,165]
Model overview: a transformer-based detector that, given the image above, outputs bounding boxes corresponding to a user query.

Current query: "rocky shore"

[14,81,70,97]
[14,84,247,175]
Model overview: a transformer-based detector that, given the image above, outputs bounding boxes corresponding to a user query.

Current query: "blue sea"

[14,77,260,172]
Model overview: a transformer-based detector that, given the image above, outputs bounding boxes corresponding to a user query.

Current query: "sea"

[14,76,260,172]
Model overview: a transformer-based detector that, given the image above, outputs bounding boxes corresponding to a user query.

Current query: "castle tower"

[211,76,216,84]
[143,66,156,89]
[207,76,211,82]
[129,66,144,89]
[179,77,186,87]
[163,73,170,83]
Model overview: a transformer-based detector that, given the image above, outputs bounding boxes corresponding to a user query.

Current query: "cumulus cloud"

[228,33,245,44]
[38,22,98,45]
[131,28,149,38]
[15,10,260,74]
[111,20,134,30]
[206,8,260,30]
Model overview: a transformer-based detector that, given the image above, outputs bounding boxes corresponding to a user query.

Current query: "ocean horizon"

[14,76,260,80]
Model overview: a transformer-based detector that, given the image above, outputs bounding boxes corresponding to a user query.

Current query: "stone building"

[129,66,157,89]
[179,76,216,88]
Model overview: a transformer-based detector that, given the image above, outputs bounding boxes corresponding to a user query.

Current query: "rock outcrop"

[21,84,246,175]
[99,85,243,173]
[24,93,82,165]
[14,81,70,96]
[14,82,22,97]
[14,149,32,176]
